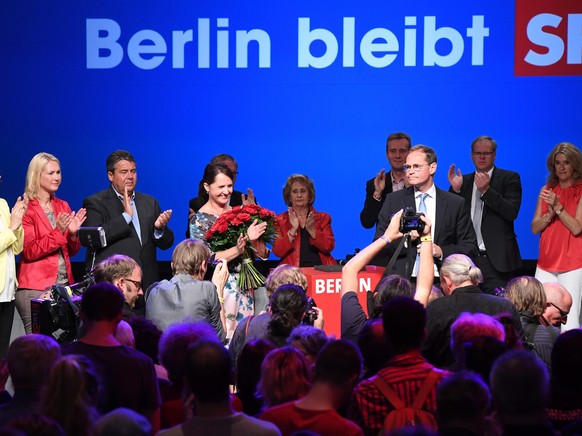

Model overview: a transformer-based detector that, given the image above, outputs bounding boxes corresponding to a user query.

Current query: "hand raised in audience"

[313,306,324,330]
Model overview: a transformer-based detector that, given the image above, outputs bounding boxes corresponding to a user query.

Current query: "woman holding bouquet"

[272,174,337,267]
[189,163,270,340]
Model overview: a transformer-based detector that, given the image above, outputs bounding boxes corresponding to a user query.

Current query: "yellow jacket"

[0,198,24,295]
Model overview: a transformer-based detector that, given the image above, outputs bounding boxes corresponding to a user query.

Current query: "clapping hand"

[373,169,386,197]
[122,185,133,216]
[448,164,463,192]
[9,195,28,231]
[155,209,172,230]
[540,188,560,210]
[242,188,256,205]
[305,212,316,238]
[288,207,300,231]
[56,213,73,233]
[68,208,87,234]
[474,172,490,194]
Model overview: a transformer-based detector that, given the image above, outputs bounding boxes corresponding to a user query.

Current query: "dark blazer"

[83,187,174,289]
[450,167,522,273]
[422,284,522,369]
[372,186,478,276]
[360,177,393,229]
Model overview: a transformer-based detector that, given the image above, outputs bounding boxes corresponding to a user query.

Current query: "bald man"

[543,282,573,328]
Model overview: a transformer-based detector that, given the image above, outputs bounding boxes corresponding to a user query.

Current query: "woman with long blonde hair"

[16,152,86,333]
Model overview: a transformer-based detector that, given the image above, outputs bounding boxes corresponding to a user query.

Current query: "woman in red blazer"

[16,152,86,333]
[272,174,337,267]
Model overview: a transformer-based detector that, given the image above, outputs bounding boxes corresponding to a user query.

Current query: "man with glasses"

[93,254,144,320]
[373,145,477,279]
[448,136,522,293]
[543,282,573,328]
[360,132,411,229]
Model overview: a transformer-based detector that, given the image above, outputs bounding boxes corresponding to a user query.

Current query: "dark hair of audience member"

[80,283,125,322]
[267,285,308,346]
[382,296,425,354]
[357,318,392,378]
[128,317,163,364]
[197,163,235,203]
[158,321,220,386]
[288,325,329,366]
[2,414,65,436]
[490,349,550,418]
[550,329,582,409]
[41,355,100,436]
[463,336,508,386]
[493,312,524,350]
[235,339,276,416]
[384,427,438,436]
[257,346,311,408]
[314,339,362,385]
[184,339,232,403]
[371,275,414,319]
[436,371,491,433]
[6,334,61,391]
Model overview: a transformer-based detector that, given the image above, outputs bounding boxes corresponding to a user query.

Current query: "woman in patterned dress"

[189,163,268,340]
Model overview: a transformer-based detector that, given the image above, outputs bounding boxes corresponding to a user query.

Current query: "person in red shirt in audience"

[260,339,363,436]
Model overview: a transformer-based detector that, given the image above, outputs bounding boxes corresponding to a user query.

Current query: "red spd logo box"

[515,0,582,76]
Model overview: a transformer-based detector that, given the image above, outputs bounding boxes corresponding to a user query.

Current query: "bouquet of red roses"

[206,204,277,291]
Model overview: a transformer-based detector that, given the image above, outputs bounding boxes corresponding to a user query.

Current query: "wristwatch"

[555,207,563,216]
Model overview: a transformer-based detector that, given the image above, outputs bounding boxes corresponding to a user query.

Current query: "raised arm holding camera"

[341,209,434,343]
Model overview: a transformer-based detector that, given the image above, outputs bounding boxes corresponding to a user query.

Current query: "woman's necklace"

[205,202,230,216]
[39,199,53,213]
[293,208,308,218]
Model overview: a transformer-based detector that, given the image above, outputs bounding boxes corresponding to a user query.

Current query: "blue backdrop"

[1,1,581,263]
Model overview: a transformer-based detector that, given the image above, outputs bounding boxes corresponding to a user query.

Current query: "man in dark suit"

[185,153,255,237]
[448,136,522,293]
[373,145,478,278]
[360,132,411,229]
[83,150,174,291]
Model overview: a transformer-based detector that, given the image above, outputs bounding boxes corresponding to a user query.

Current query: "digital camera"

[399,208,426,234]
[303,297,319,326]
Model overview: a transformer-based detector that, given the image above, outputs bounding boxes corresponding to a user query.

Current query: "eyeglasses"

[550,302,569,319]
[472,151,494,157]
[124,278,142,290]
[403,164,427,173]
